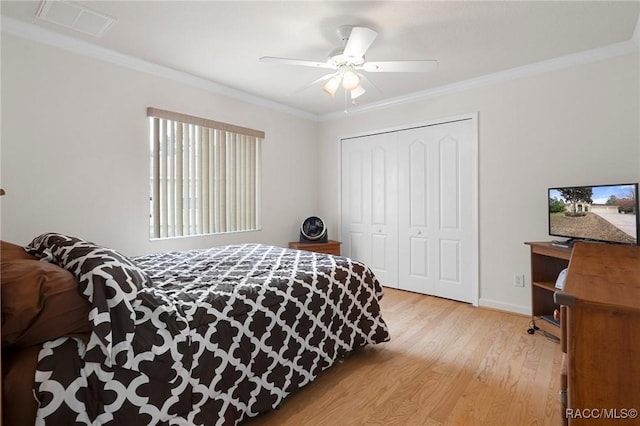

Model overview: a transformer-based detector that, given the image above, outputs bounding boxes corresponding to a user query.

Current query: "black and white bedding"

[25,233,390,425]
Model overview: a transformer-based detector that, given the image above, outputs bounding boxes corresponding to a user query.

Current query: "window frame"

[148,108,264,240]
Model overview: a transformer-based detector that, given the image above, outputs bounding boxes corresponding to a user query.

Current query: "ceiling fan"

[259,25,438,102]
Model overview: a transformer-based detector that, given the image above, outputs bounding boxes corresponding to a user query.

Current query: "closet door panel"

[365,134,398,287]
[409,141,429,229]
[370,233,389,271]
[397,119,476,302]
[431,119,476,303]
[439,239,461,283]
[371,146,387,225]
[341,140,370,265]
[398,131,435,294]
[348,232,365,261]
[341,133,398,288]
[347,150,364,225]
[439,136,460,230]
[409,236,429,278]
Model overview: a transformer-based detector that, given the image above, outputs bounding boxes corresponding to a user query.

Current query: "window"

[148,108,264,239]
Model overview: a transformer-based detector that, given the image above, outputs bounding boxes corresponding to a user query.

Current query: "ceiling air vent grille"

[36,0,115,37]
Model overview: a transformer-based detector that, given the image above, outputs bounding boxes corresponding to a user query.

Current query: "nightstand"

[288,240,341,256]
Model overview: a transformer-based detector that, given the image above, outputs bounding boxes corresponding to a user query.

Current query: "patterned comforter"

[25,233,390,425]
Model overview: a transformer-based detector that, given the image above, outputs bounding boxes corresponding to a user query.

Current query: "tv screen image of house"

[548,183,639,245]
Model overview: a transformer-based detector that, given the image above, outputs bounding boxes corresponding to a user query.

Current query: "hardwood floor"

[245,287,564,425]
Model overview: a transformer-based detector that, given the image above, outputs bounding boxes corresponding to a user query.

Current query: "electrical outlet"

[514,273,525,287]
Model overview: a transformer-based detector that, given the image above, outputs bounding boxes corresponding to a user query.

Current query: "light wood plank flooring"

[245,287,563,425]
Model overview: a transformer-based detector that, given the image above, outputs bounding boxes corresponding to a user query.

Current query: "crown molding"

[0,16,318,121]
[319,38,640,121]
[2,14,639,123]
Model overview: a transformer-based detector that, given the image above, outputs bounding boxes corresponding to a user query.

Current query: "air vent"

[36,0,115,37]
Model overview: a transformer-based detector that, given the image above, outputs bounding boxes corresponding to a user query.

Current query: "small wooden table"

[524,241,573,338]
[288,240,341,256]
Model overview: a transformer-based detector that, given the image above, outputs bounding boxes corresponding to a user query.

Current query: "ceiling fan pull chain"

[344,89,350,114]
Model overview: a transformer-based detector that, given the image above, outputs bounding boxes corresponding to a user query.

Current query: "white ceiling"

[2,1,639,118]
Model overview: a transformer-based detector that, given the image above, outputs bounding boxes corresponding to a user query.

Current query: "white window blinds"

[148,108,264,239]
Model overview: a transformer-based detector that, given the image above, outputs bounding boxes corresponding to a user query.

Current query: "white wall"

[317,52,640,314]
[2,31,639,315]
[1,34,320,255]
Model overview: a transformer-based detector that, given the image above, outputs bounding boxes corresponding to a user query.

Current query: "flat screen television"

[548,183,639,246]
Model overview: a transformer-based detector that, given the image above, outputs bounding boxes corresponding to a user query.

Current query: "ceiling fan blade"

[343,27,378,59]
[310,72,338,85]
[294,72,338,94]
[362,60,438,73]
[358,72,381,94]
[259,56,333,69]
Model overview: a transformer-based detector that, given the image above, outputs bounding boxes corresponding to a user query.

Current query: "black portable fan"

[299,216,327,243]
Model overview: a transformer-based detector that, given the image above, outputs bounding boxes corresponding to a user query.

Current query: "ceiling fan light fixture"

[260,25,438,105]
[341,69,360,90]
[322,75,341,96]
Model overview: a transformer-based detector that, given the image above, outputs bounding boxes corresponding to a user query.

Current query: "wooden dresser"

[288,240,341,256]
[554,242,640,425]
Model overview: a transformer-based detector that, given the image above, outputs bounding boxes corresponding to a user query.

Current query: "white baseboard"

[479,298,530,316]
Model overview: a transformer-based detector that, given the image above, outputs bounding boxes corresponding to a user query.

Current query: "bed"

[1,233,390,425]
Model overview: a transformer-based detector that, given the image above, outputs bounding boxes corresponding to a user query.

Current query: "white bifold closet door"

[341,117,477,304]
[340,132,398,287]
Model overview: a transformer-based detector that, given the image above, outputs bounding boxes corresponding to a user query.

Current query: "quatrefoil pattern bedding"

[27,234,390,425]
